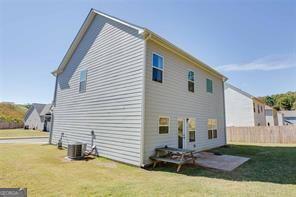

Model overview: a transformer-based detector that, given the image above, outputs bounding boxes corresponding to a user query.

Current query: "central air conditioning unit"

[67,142,86,159]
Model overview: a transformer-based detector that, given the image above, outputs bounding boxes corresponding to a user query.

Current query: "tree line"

[259,91,296,111]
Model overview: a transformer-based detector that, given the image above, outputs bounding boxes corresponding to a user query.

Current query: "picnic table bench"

[150,147,197,172]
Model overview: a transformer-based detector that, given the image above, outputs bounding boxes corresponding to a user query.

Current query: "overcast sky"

[0,0,295,104]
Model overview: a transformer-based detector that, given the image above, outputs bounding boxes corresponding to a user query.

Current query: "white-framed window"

[206,78,213,93]
[159,116,169,134]
[208,119,217,139]
[152,53,163,83]
[79,69,87,93]
[188,71,195,92]
[188,118,196,142]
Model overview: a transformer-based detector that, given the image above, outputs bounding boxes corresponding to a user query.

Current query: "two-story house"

[24,103,52,131]
[50,9,227,166]
[224,83,266,127]
[265,105,279,126]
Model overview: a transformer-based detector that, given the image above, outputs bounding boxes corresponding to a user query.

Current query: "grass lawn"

[0,129,48,138]
[0,144,295,196]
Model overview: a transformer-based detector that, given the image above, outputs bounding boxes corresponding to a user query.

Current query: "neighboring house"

[277,111,284,126]
[224,83,266,127]
[265,105,278,126]
[279,110,296,125]
[40,104,53,131]
[24,103,52,131]
[50,9,227,167]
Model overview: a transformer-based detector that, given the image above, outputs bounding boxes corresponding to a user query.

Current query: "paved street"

[0,137,48,144]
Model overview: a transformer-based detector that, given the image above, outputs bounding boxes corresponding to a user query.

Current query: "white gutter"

[144,29,227,81]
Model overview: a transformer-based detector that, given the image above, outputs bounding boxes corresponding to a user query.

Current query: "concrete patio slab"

[194,152,249,171]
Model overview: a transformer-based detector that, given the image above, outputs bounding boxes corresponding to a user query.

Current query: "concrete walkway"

[0,137,48,144]
[195,152,249,171]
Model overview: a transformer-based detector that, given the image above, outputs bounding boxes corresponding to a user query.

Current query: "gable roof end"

[52,9,145,76]
[52,9,227,81]
[40,104,52,116]
[225,83,264,104]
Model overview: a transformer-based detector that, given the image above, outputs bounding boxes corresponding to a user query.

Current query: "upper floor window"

[208,119,217,139]
[159,117,169,134]
[188,71,195,92]
[206,79,213,93]
[79,70,87,93]
[152,53,163,83]
[188,118,196,142]
[253,103,256,112]
[257,105,260,114]
[261,106,263,113]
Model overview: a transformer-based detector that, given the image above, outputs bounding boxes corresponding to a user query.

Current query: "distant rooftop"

[225,83,265,104]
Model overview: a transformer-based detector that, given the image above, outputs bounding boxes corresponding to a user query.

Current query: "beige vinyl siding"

[143,40,226,164]
[224,86,255,126]
[253,100,266,126]
[273,110,279,126]
[52,15,145,166]
[277,112,284,126]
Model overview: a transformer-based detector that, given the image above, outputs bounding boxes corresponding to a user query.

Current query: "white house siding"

[253,100,266,126]
[24,109,43,130]
[52,15,145,166]
[143,40,226,164]
[225,86,254,127]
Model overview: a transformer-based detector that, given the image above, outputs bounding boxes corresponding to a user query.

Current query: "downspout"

[49,74,58,144]
[222,81,227,145]
[140,31,151,167]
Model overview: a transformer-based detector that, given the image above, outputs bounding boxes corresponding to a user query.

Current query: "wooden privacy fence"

[0,121,24,129]
[227,125,296,144]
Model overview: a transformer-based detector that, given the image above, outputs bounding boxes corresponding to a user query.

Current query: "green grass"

[0,143,295,196]
[0,129,48,138]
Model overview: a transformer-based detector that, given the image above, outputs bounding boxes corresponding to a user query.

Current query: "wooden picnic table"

[150,147,196,172]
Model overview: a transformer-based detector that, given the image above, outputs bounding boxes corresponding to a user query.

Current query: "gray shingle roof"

[32,103,46,114]
[40,104,52,116]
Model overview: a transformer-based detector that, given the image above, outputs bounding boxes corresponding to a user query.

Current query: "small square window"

[159,126,169,134]
[159,117,169,134]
